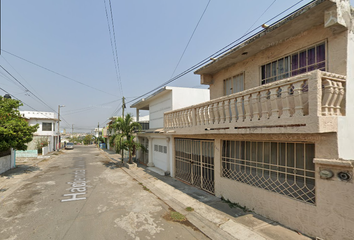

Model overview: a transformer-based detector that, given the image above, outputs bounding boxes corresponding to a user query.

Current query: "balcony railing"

[164,70,345,134]
[138,121,150,130]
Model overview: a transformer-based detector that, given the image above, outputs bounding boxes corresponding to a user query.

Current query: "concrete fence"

[15,150,38,158]
[42,146,49,156]
[0,149,15,174]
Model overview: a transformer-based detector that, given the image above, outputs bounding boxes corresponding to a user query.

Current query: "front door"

[175,139,214,194]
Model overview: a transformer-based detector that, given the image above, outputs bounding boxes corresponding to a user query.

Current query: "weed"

[170,211,186,221]
[185,207,194,212]
[143,186,150,192]
[221,196,251,212]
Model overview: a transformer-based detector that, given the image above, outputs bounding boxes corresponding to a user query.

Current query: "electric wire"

[127,0,306,106]
[170,0,211,79]
[103,0,123,97]
[1,49,118,97]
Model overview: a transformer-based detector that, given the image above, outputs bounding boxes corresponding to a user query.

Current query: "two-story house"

[131,86,209,175]
[163,0,354,239]
[21,111,59,152]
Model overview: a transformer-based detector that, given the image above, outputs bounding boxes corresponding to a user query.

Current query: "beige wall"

[173,133,353,239]
[208,24,348,100]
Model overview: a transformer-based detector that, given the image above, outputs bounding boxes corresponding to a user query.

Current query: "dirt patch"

[162,207,199,231]
[100,160,121,169]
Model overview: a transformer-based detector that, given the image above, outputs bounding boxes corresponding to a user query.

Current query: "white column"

[136,109,140,122]
[147,136,155,167]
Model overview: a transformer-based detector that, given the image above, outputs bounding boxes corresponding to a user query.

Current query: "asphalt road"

[0,145,209,240]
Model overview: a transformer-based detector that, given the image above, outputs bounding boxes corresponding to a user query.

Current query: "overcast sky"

[1,0,353,132]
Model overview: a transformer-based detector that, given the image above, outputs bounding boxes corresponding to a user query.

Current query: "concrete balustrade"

[164,70,346,134]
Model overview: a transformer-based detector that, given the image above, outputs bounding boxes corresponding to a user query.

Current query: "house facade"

[163,0,354,239]
[21,111,59,152]
[132,86,209,175]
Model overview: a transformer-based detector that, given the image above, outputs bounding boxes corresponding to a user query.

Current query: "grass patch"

[185,207,194,212]
[143,186,150,191]
[170,211,186,222]
[221,196,251,212]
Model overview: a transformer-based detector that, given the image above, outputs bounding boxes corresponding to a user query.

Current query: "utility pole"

[72,124,74,135]
[122,96,126,117]
[121,97,126,160]
[97,122,99,146]
[58,105,65,150]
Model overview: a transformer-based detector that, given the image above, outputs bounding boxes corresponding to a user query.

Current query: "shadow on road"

[1,164,41,179]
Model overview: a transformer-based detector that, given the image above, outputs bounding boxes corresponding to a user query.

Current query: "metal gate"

[175,139,214,194]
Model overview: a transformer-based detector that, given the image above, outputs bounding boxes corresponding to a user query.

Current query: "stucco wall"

[149,92,172,129]
[171,87,210,110]
[172,133,353,239]
[152,138,168,171]
[337,19,354,160]
[209,24,348,100]
[0,155,11,174]
[28,119,57,136]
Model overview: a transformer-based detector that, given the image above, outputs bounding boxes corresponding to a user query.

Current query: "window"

[261,42,326,85]
[221,140,315,204]
[224,73,244,96]
[42,122,52,131]
[154,144,167,154]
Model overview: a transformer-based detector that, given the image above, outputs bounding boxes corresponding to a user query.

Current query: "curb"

[99,149,268,240]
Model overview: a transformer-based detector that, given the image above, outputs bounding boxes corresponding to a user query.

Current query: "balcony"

[164,70,346,135]
[138,121,150,131]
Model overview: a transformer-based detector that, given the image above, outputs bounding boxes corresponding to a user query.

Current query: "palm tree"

[109,114,146,164]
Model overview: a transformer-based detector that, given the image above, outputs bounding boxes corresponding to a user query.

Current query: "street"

[0,145,208,240]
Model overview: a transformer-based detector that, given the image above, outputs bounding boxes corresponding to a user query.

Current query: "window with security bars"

[42,122,52,131]
[224,73,244,96]
[261,42,326,85]
[221,140,316,204]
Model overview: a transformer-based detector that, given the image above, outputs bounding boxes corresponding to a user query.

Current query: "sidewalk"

[100,149,312,240]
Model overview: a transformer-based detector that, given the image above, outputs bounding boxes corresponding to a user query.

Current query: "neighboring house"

[163,0,354,239]
[21,111,59,152]
[94,127,103,138]
[131,86,210,175]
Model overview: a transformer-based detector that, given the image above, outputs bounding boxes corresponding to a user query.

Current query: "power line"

[1,49,118,97]
[0,87,70,126]
[0,67,71,126]
[170,0,211,78]
[0,64,57,113]
[103,0,123,97]
[127,0,306,106]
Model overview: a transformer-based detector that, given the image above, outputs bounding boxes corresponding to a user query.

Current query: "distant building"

[21,111,59,152]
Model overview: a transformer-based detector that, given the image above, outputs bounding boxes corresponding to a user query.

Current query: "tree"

[83,134,93,145]
[109,113,146,164]
[0,96,38,152]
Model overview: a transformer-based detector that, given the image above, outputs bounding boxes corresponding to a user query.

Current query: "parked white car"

[65,142,74,150]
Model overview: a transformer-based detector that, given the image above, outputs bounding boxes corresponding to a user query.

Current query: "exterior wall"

[0,155,12,174]
[152,138,168,171]
[171,87,210,110]
[173,133,354,239]
[0,149,15,174]
[27,119,57,136]
[149,92,172,129]
[16,150,38,158]
[137,133,173,174]
[338,15,354,160]
[209,24,348,100]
